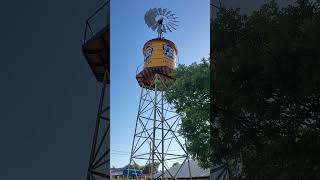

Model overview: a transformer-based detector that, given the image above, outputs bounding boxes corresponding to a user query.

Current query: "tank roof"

[143,38,178,54]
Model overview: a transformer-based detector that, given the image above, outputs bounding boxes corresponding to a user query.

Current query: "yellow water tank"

[143,38,177,70]
[136,38,178,90]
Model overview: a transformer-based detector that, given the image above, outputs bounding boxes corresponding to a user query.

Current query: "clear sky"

[110,0,210,168]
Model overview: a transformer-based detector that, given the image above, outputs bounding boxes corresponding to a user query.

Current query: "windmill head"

[144,7,179,38]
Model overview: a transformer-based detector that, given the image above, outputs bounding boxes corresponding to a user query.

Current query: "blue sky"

[110,0,210,167]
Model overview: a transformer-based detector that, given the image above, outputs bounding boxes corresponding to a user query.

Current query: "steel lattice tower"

[128,74,192,180]
[82,1,110,179]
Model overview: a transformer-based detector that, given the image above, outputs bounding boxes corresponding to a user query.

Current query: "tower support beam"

[86,70,110,180]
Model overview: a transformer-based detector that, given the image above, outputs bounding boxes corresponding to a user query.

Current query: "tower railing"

[83,0,110,45]
[135,56,181,77]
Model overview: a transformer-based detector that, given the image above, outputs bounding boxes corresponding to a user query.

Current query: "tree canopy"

[212,0,320,179]
[165,59,210,168]
[142,162,160,175]
[166,0,320,179]
[124,162,160,175]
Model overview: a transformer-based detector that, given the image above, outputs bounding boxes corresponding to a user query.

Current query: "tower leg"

[87,71,110,180]
[161,90,164,180]
[151,83,157,180]
[127,88,144,180]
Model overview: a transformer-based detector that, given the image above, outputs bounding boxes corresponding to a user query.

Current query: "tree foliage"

[124,162,160,175]
[124,162,144,170]
[142,162,160,175]
[212,0,320,179]
[172,162,180,167]
[165,59,211,168]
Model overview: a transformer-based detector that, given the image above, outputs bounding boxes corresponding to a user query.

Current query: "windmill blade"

[171,20,179,23]
[145,9,157,27]
[167,16,178,20]
[152,8,158,14]
[144,11,150,25]
[159,8,164,15]
[170,22,179,27]
[157,8,162,15]
[168,13,176,18]
[165,10,172,16]
[151,23,159,31]
[165,24,172,32]
[162,8,167,15]
[168,23,177,30]
[168,22,177,28]
[144,15,152,27]
[162,25,167,33]
[150,8,158,17]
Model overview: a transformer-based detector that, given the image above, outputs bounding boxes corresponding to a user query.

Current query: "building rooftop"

[151,160,210,179]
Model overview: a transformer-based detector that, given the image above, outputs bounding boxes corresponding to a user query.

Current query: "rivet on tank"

[136,8,179,90]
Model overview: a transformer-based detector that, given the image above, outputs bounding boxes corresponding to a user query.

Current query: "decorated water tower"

[136,8,179,90]
[128,8,192,180]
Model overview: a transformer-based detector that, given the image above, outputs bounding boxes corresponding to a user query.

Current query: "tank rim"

[143,38,178,55]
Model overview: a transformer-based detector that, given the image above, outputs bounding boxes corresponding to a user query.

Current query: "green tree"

[166,0,320,178]
[172,162,180,167]
[212,0,320,179]
[125,162,160,175]
[165,58,211,168]
[124,162,144,170]
[142,162,160,175]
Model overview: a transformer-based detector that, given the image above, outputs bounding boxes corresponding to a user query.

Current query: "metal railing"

[83,0,109,45]
[135,56,181,76]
